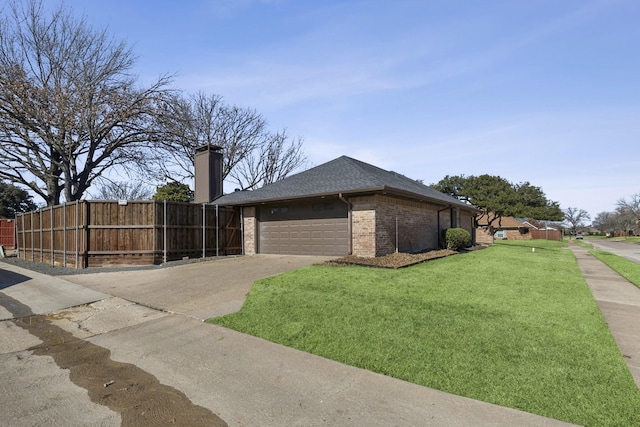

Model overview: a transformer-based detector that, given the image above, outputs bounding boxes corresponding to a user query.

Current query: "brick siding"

[505,229,532,240]
[242,206,257,255]
[351,197,377,257]
[475,227,494,244]
[350,195,472,257]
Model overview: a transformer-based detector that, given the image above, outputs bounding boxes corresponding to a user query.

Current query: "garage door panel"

[259,203,348,256]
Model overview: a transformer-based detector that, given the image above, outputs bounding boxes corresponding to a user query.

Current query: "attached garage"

[212,156,479,258]
[258,200,349,256]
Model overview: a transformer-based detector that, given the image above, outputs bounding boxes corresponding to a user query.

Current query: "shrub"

[445,228,471,250]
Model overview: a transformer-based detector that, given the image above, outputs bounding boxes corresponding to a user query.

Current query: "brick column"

[242,207,257,255]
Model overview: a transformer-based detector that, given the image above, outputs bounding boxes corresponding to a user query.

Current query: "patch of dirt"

[326,249,458,269]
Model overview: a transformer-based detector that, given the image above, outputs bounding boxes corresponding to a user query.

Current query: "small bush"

[445,228,471,250]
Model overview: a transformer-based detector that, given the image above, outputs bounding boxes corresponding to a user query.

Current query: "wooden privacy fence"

[15,201,241,268]
[0,218,16,249]
[530,229,562,241]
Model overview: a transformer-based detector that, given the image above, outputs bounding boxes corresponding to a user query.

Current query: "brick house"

[209,155,478,257]
[476,214,533,242]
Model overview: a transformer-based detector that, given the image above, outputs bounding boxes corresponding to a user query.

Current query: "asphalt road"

[584,238,640,263]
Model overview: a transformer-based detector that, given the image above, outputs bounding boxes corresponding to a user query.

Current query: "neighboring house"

[476,214,533,241]
[584,227,600,236]
[200,152,479,257]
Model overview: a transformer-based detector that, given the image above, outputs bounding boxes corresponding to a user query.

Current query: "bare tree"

[145,92,225,182]
[89,179,154,200]
[0,0,171,206]
[593,211,615,235]
[563,207,590,238]
[229,129,307,190]
[614,205,637,235]
[617,193,640,225]
[147,92,266,182]
[146,92,307,191]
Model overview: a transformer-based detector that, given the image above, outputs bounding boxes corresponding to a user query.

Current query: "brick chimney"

[194,145,223,203]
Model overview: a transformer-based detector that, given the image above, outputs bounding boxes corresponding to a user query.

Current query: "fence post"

[32,209,39,263]
[83,201,90,268]
[75,201,79,269]
[240,207,244,255]
[202,203,206,258]
[153,201,157,264]
[50,206,54,266]
[30,211,36,262]
[216,204,219,257]
[63,203,67,267]
[163,200,167,264]
[39,209,43,262]
[21,213,25,259]
[13,212,18,256]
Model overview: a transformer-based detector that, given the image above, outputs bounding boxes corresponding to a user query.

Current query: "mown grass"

[209,240,640,426]
[590,250,640,288]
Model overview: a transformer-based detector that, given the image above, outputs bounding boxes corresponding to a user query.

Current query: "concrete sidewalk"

[0,262,108,320]
[569,243,640,387]
[55,297,576,427]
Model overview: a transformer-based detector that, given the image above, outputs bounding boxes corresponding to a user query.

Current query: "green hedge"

[445,228,471,250]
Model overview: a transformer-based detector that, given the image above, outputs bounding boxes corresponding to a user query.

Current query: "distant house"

[202,155,479,257]
[476,214,532,242]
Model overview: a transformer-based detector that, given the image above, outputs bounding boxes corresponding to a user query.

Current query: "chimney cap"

[195,144,223,153]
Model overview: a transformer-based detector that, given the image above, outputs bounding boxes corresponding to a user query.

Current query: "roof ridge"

[339,156,400,187]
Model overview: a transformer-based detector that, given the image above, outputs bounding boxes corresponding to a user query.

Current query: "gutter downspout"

[338,193,353,254]
[437,205,452,249]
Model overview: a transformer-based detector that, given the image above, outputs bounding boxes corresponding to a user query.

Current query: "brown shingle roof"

[476,214,530,229]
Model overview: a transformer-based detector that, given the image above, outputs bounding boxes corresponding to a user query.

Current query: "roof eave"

[212,187,387,206]
[214,186,480,213]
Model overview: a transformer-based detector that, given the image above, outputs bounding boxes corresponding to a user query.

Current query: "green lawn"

[209,240,640,426]
[590,250,640,288]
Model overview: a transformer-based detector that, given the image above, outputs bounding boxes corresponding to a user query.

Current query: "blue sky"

[60,0,639,218]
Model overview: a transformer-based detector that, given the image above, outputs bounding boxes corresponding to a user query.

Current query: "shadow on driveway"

[0,267,31,290]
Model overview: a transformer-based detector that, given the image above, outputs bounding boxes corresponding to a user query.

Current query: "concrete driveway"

[0,255,577,426]
[59,254,331,320]
[585,238,640,263]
